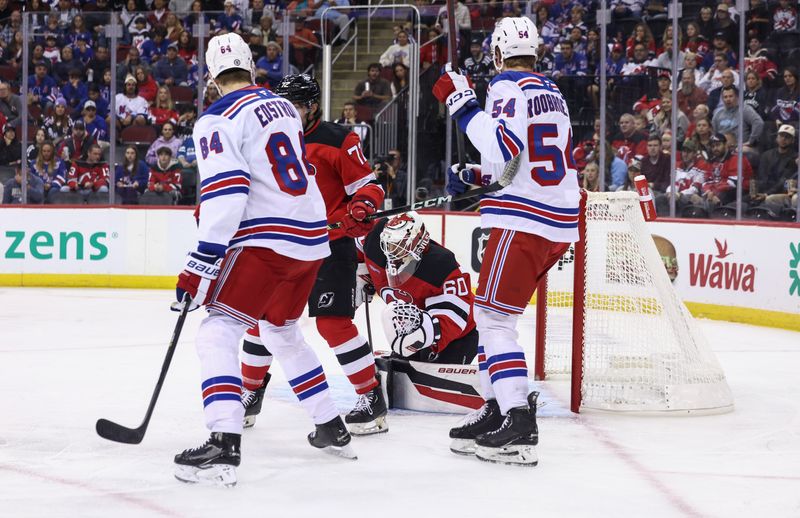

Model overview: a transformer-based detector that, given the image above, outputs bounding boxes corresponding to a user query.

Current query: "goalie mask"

[490,17,539,72]
[379,211,430,287]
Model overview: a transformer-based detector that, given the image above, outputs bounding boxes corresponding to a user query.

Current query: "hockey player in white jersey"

[173,33,355,487]
[433,17,581,466]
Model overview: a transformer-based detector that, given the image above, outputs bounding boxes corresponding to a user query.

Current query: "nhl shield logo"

[318,292,335,308]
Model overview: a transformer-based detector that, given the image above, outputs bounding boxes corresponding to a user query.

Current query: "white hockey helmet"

[379,211,430,287]
[206,32,255,82]
[490,17,539,72]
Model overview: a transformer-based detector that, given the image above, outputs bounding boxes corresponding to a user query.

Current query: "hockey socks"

[317,316,378,394]
[241,326,273,391]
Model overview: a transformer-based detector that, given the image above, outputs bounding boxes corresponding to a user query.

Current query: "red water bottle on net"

[634,175,657,221]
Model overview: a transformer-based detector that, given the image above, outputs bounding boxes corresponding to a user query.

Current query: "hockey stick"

[364,289,374,351]
[96,297,192,444]
[329,154,522,229]
[446,0,466,172]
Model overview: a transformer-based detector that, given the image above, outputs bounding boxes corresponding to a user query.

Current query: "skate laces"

[241,389,257,407]
[461,403,490,426]
[352,391,375,413]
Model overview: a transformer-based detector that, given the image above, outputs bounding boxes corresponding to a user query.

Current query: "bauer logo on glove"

[382,301,441,358]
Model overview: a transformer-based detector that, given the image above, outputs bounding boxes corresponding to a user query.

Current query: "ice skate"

[174,432,241,487]
[242,373,271,428]
[344,376,388,436]
[474,392,539,467]
[308,416,358,460]
[448,398,503,455]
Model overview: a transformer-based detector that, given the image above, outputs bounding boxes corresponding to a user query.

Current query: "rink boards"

[0,206,797,330]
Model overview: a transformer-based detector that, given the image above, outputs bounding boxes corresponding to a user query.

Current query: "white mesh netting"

[543,192,734,414]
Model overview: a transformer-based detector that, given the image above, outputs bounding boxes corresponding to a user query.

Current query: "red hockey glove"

[348,198,377,222]
[341,213,374,238]
[433,63,478,118]
[174,251,222,312]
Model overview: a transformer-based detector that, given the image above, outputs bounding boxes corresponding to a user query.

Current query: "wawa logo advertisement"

[689,239,755,292]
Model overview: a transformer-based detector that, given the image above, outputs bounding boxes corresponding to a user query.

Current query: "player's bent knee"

[197,312,248,357]
[316,315,359,347]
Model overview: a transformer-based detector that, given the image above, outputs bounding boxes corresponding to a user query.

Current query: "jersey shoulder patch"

[305,120,351,148]
[415,242,459,287]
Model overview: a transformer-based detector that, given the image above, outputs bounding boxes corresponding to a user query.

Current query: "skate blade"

[174,464,238,487]
[243,415,257,429]
[449,438,476,456]
[348,416,388,436]
[318,442,358,460]
[475,444,538,467]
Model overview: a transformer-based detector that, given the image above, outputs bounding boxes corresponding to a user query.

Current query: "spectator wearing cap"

[27,62,58,111]
[134,65,159,105]
[62,69,89,116]
[140,26,170,66]
[215,0,244,34]
[143,146,182,204]
[255,42,286,89]
[700,31,737,71]
[81,100,109,149]
[702,132,753,210]
[58,119,96,162]
[754,125,797,201]
[43,33,61,64]
[80,83,109,120]
[72,36,95,67]
[44,98,74,145]
[145,122,181,167]
[606,43,627,75]
[0,126,21,166]
[2,166,44,205]
[154,43,189,87]
[616,156,641,192]
[248,28,268,63]
[713,3,738,48]
[712,85,763,156]
[771,0,798,32]
[0,81,22,129]
[656,139,710,214]
[115,74,150,130]
[698,52,739,93]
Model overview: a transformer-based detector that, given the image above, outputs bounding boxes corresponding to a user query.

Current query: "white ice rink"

[1,288,799,518]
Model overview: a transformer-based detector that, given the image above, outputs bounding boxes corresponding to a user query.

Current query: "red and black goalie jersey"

[304,119,383,241]
[358,219,476,353]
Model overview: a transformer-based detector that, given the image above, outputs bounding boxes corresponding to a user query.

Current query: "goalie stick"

[96,297,191,444]
[330,154,522,229]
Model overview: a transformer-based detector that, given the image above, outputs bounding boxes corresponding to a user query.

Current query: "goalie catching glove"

[174,250,222,311]
[432,64,479,119]
[447,163,492,196]
[382,302,441,359]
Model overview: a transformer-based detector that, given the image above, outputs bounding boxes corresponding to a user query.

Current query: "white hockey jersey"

[459,71,580,243]
[114,93,150,119]
[193,85,329,261]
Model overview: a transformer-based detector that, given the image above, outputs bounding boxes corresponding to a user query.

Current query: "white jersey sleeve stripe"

[344,174,381,196]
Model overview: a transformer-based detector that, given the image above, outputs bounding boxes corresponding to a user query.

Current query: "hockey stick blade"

[328,154,521,229]
[95,298,191,445]
[96,418,145,444]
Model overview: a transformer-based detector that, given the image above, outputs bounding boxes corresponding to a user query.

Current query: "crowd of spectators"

[0,0,796,220]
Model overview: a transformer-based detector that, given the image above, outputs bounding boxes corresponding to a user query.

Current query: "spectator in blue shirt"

[3,167,44,205]
[80,100,109,147]
[55,46,83,84]
[215,1,244,34]
[80,84,109,119]
[553,40,588,78]
[61,69,88,117]
[72,36,95,66]
[154,43,189,86]
[28,62,58,111]
[255,42,285,89]
[606,42,627,75]
[140,26,170,65]
[177,135,197,171]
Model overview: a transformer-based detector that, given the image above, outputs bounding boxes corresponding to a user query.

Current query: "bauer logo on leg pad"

[318,292,335,308]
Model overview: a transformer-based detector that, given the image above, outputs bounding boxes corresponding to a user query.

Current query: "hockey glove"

[447,163,492,196]
[382,302,441,358]
[174,251,222,312]
[433,63,479,119]
[354,263,375,308]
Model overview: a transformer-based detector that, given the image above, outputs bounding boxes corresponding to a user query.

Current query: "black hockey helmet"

[273,74,321,108]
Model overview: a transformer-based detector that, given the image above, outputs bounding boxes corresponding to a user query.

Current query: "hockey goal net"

[534,191,734,414]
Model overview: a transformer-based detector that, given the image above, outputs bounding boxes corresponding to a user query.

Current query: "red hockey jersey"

[703,153,752,196]
[358,219,476,353]
[148,161,183,192]
[66,160,109,191]
[304,119,383,241]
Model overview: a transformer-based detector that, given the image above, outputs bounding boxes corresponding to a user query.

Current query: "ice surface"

[1,288,798,518]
